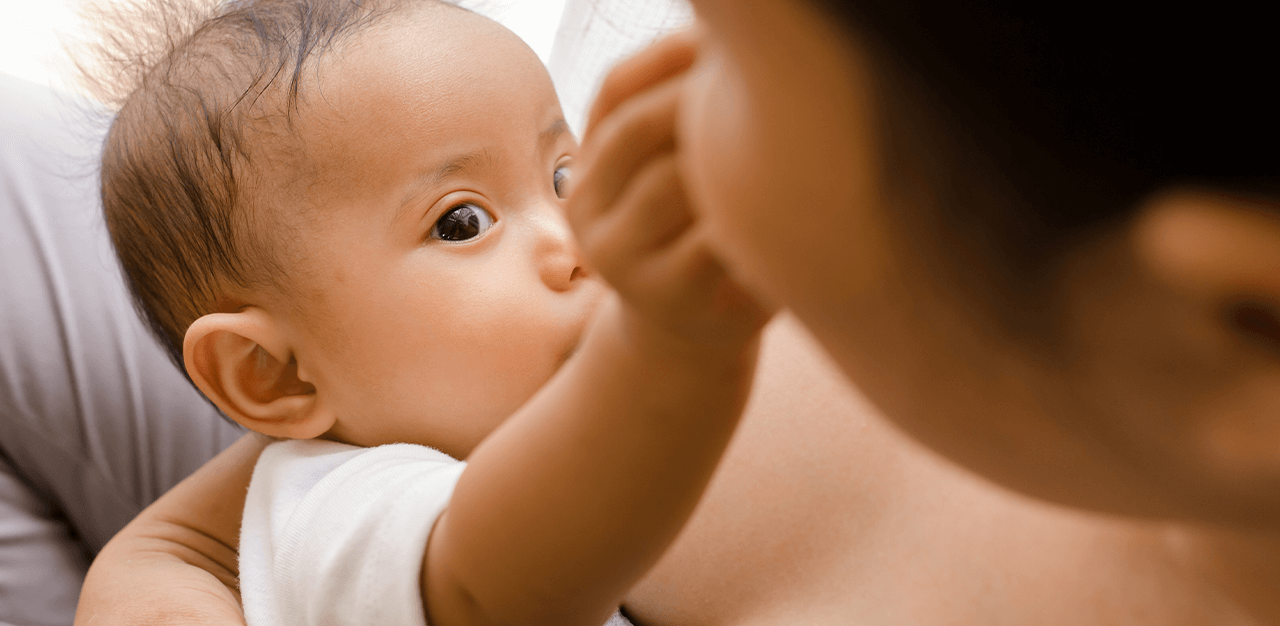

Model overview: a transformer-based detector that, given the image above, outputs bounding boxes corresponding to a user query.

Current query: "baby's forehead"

[296,7,543,136]
[255,7,541,171]
[251,4,560,215]
[321,3,524,89]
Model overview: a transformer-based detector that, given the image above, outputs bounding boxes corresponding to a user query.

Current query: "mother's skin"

[627,317,1232,625]
[614,0,1280,621]
[77,316,1242,626]
[666,0,1280,524]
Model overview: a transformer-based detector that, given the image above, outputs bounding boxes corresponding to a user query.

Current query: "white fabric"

[547,0,694,135]
[241,440,465,626]
[241,440,635,626]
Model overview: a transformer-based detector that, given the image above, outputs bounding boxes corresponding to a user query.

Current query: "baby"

[94,1,768,625]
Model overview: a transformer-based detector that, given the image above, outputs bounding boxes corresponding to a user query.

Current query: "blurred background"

[0,0,568,94]
[0,0,692,132]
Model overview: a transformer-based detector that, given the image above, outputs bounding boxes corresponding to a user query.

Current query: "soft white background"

[0,0,692,133]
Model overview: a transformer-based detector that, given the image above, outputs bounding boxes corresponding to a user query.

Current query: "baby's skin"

[75,11,1274,626]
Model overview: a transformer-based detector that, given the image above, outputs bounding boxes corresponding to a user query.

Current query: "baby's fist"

[567,48,771,348]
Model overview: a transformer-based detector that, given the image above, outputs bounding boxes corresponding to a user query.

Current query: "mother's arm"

[75,434,266,626]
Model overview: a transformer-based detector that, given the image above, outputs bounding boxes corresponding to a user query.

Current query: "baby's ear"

[184,308,334,439]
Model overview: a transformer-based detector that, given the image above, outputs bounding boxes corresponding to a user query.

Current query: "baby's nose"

[534,207,589,292]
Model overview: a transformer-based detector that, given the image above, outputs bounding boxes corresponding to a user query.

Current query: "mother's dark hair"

[807,1,1276,324]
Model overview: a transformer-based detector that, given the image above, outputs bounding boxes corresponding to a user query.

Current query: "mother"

[643,0,1280,528]
[66,0,1278,625]
[587,0,1279,613]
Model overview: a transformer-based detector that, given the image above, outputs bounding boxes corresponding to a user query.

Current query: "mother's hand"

[75,434,266,626]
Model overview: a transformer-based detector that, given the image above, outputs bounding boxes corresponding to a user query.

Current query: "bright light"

[0,0,570,94]
[0,0,85,91]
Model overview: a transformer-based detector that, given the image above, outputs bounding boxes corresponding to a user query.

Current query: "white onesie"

[240,439,633,626]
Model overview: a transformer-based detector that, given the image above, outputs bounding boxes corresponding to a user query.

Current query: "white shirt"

[240,439,633,626]
[241,439,465,626]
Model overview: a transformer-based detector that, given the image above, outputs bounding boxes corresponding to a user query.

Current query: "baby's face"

[266,6,602,458]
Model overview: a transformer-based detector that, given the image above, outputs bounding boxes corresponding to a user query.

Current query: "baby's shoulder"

[252,439,462,504]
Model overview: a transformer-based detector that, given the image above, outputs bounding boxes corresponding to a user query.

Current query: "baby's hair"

[80,0,445,371]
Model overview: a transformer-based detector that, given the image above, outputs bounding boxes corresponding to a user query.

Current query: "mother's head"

[672,0,1279,525]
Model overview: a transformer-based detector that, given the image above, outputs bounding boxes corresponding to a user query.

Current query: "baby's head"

[100,0,599,457]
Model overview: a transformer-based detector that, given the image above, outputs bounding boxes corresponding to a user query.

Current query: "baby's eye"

[553,165,571,199]
[431,203,494,241]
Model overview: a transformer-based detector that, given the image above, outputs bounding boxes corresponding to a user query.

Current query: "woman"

[633,0,1280,530]
[578,0,1279,615]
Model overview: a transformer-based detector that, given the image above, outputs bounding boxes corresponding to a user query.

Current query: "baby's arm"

[423,35,770,626]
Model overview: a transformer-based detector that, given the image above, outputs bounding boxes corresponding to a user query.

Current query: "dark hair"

[808,1,1278,324]
[87,0,441,370]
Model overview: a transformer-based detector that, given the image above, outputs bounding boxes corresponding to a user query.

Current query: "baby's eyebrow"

[431,149,499,186]
[539,118,571,149]
[394,118,571,222]
[395,148,499,218]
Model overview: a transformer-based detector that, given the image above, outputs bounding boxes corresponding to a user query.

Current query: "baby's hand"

[568,32,773,349]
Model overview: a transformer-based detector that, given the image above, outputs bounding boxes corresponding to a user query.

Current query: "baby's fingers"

[584,28,699,136]
[570,75,682,227]
[633,227,773,345]
[576,153,773,344]
[578,153,692,286]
